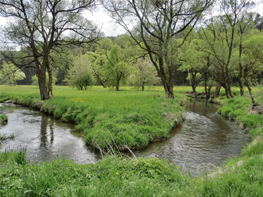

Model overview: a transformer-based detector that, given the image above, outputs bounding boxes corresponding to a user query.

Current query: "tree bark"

[142,81,145,91]
[239,67,244,96]
[47,61,53,99]
[246,80,257,107]
[215,83,221,97]
[37,66,49,100]
[238,36,244,96]
[116,80,120,91]
[158,57,174,98]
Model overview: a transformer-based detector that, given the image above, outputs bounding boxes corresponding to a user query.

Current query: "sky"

[84,8,126,37]
[92,1,263,37]
[0,1,263,37]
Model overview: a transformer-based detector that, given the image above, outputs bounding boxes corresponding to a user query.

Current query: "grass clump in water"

[0,114,8,126]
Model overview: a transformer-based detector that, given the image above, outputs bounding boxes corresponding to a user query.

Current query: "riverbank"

[0,85,187,151]
[1,85,263,196]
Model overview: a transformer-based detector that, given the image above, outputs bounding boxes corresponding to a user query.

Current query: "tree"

[236,12,255,96]
[104,45,130,91]
[31,72,57,86]
[199,0,254,98]
[0,0,100,100]
[241,33,263,106]
[129,57,159,91]
[178,39,206,93]
[85,51,107,88]
[64,55,94,90]
[0,61,25,85]
[103,0,212,98]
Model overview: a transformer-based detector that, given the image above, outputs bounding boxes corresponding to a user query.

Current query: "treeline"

[0,0,263,102]
[0,35,188,88]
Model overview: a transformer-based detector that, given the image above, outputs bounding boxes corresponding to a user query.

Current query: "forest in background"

[0,0,263,102]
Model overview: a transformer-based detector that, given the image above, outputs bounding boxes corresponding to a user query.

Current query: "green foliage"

[64,55,94,90]
[0,61,25,85]
[104,45,130,90]
[129,58,160,90]
[85,51,107,87]
[31,72,57,86]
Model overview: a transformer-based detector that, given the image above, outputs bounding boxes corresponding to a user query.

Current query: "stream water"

[0,100,249,174]
[135,99,250,174]
[0,103,99,164]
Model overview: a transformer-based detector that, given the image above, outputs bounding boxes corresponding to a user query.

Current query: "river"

[0,100,249,175]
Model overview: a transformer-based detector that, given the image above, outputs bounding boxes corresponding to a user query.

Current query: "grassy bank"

[1,85,263,196]
[0,85,187,151]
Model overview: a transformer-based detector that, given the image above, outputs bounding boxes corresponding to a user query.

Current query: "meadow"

[0,85,188,151]
[1,85,263,196]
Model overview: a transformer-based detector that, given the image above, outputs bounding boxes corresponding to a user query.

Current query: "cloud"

[84,9,126,37]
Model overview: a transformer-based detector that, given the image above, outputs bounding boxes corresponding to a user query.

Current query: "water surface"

[0,100,249,175]
[0,103,99,164]
[134,99,249,174]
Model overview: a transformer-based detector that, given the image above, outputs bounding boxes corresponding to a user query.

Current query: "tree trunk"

[158,57,174,98]
[116,80,120,91]
[207,85,212,99]
[225,72,235,98]
[47,61,53,99]
[215,83,221,98]
[246,80,257,107]
[191,73,196,93]
[191,84,196,93]
[142,81,145,91]
[238,41,244,96]
[38,66,49,100]
[239,69,244,96]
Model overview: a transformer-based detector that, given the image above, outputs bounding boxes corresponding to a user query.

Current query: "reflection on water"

[0,103,99,164]
[134,99,249,175]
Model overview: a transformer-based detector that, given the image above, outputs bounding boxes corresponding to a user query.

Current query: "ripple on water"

[135,100,249,175]
[0,103,99,164]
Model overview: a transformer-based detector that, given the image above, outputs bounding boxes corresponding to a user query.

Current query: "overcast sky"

[96,1,263,37]
[84,8,126,37]
[0,2,263,37]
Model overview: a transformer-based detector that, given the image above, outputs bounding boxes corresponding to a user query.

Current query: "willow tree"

[0,0,100,100]
[199,0,254,98]
[103,0,213,98]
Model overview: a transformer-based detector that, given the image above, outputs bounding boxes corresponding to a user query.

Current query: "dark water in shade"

[134,99,250,175]
[0,100,249,175]
[0,103,99,164]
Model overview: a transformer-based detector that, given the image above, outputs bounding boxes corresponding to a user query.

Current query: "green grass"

[0,85,187,151]
[1,85,263,196]
[0,114,8,126]
[0,151,193,197]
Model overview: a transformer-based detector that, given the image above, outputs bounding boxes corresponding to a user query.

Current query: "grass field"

[1,85,263,196]
[0,85,188,151]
